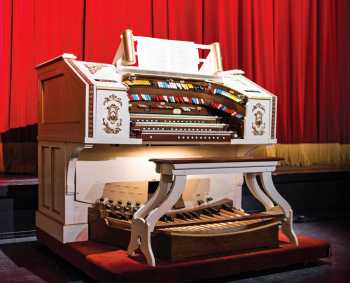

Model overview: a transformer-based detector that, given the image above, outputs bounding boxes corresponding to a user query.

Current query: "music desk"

[127,157,298,266]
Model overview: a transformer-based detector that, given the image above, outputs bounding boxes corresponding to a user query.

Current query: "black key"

[160,215,168,222]
[176,213,187,220]
[165,215,174,222]
[190,211,200,218]
[223,203,234,212]
[183,212,194,219]
[202,208,214,216]
[208,207,220,215]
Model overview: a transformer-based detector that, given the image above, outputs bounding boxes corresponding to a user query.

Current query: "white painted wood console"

[127,157,298,266]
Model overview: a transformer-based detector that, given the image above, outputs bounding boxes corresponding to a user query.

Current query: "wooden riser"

[37,228,331,283]
[89,209,280,261]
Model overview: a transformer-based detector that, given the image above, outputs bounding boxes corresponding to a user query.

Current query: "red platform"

[37,229,330,283]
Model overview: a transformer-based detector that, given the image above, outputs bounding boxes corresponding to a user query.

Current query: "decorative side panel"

[94,89,130,143]
[245,99,271,142]
[251,103,267,136]
[102,94,123,134]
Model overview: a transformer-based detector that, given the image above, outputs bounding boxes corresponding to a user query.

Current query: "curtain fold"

[0,0,349,144]
[165,0,203,42]
[6,0,85,129]
[9,0,36,128]
[0,0,12,132]
[344,1,350,143]
[274,0,319,143]
[318,0,341,143]
[84,0,153,63]
[34,0,85,64]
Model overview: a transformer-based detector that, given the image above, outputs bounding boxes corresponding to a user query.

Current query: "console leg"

[127,218,144,256]
[127,218,155,266]
[139,224,155,266]
[146,175,187,231]
[244,173,275,211]
[128,175,172,262]
[133,174,172,219]
[128,174,186,266]
[259,172,299,245]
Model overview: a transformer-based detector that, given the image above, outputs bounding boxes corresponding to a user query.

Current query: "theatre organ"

[36,30,296,265]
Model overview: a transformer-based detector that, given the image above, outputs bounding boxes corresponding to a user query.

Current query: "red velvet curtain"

[0,0,349,143]
[4,0,84,129]
[85,0,153,63]
[0,0,12,132]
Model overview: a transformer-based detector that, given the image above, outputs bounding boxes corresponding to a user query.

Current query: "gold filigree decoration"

[84,63,105,74]
[251,103,266,136]
[102,95,122,134]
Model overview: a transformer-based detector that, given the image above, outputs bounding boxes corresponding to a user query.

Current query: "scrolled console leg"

[127,218,145,256]
[146,175,187,231]
[244,173,275,211]
[133,174,173,220]
[140,174,186,266]
[128,175,173,265]
[127,218,155,266]
[259,172,299,245]
[128,174,186,266]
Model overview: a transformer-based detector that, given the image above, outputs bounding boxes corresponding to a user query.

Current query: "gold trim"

[213,42,223,72]
[271,96,276,139]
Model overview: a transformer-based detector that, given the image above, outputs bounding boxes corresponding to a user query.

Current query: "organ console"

[35,29,296,266]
